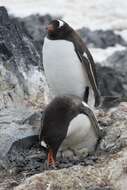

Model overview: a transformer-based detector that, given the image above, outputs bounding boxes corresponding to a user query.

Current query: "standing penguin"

[43,19,100,108]
[39,95,101,166]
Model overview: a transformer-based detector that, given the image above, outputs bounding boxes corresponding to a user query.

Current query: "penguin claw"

[43,160,57,170]
[42,149,58,170]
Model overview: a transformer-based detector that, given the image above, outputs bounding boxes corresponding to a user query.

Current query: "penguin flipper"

[76,49,100,107]
[80,102,101,138]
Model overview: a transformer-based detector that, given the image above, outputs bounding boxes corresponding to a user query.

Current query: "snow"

[90,45,126,63]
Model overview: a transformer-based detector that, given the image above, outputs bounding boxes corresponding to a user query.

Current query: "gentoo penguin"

[43,19,100,108]
[39,95,101,166]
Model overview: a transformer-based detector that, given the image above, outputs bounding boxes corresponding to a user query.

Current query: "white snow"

[90,45,126,63]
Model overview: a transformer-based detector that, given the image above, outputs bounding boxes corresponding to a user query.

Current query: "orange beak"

[47,24,54,32]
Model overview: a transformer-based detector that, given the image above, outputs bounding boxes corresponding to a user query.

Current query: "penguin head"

[46,19,73,40]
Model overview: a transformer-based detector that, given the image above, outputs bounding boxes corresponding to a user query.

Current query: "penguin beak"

[47,24,54,32]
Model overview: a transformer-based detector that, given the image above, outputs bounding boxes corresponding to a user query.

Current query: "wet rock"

[78,27,127,48]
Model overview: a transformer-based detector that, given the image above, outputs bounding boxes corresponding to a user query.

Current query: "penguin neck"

[45,30,84,53]
[46,27,75,41]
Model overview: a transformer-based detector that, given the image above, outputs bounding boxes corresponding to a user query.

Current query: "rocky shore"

[0,6,127,190]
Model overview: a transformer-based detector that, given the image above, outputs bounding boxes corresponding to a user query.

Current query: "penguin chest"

[43,38,90,98]
[60,114,97,153]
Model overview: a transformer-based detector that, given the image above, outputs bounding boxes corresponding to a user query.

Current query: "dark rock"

[0,7,49,171]
[103,49,127,73]
[78,27,127,48]
[16,14,52,66]
[0,6,9,25]
[98,104,127,153]
[7,141,46,175]
[0,106,42,163]
[96,64,125,97]
[99,50,127,98]
[0,6,48,109]
[19,14,51,42]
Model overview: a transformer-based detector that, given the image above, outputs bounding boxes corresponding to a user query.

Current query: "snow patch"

[90,45,126,63]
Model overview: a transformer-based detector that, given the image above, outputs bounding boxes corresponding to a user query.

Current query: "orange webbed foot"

[47,149,56,169]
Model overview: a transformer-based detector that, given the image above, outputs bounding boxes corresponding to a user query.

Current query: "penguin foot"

[42,149,57,169]
[48,149,56,164]
[43,160,57,170]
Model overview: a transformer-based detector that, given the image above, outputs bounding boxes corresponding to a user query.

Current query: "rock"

[99,49,127,97]
[78,27,127,48]
[98,102,127,153]
[0,106,42,167]
[16,14,52,65]
[1,102,126,190]
[14,137,127,190]
[14,110,127,190]
[0,6,49,110]
[1,6,127,190]
[14,165,113,190]
[96,64,125,97]
[0,6,49,166]
[103,49,127,72]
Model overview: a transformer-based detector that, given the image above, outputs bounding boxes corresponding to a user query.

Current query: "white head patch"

[41,141,47,148]
[58,20,64,28]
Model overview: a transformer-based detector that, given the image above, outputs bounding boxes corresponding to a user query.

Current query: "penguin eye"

[58,20,64,28]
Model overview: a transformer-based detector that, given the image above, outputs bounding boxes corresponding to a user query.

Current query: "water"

[0,0,127,30]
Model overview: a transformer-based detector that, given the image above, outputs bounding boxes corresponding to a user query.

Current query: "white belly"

[43,37,91,99]
[60,114,97,154]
